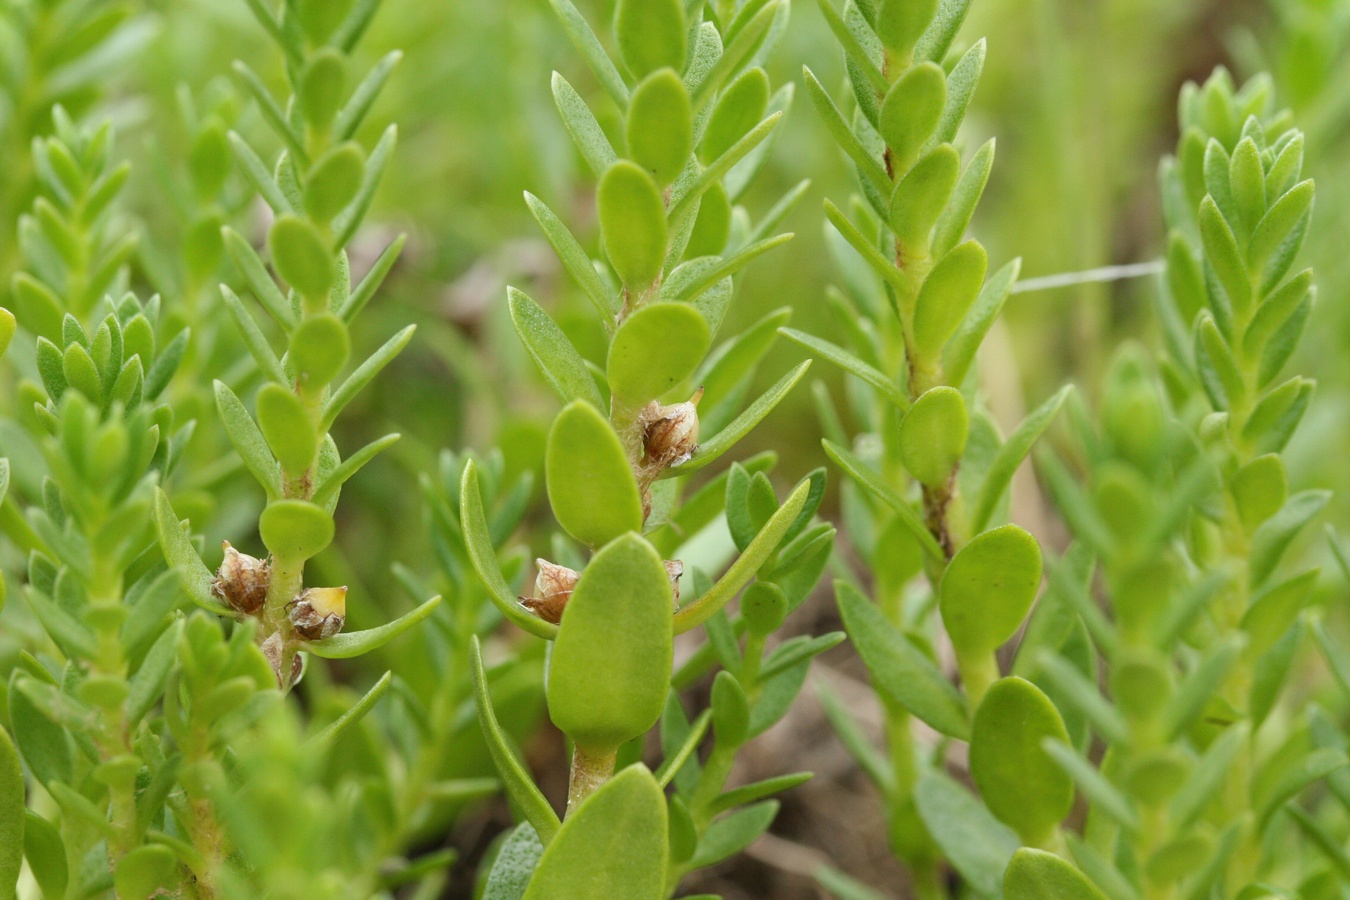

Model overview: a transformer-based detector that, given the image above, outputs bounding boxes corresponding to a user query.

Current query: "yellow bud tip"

[306,586,348,618]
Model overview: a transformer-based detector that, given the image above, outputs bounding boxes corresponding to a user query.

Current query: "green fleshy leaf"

[1228,137,1265,236]
[801,67,890,196]
[548,533,673,752]
[460,461,559,640]
[971,384,1071,532]
[114,846,179,900]
[215,380,282,498]
[509,288,604,409]
[336,49,402,140]
[522,765,666,899]
[711,772,812,814]
[331,123,398,248]
[550,0,629,106]
[1198,195,1251,316]
[875,0,938,54]
[668,112,783,227]
[932,137,994,259]
[269,214,334,303]
[823,199,906,293]
[891,144,960,252]
[970,677,1074,845]
[626,69,692,186]
[672,478,810,633]
[220,286,287,384]
[545,401,644,548]
[304,142,364,223]
[878,62,946,170]
[1249,180,1313,275]
[153,489,234,616]
[483,824,545,900]
[0,725,23,898]
[662,234,794,306]
[312,433,400,509]
[259,499,334,562]
[1250,489,1330,588]
[255,383,317,475]
[688,1,777,107]
[701,67,770,163]
[689,800,779,868]
[303,595,441,658]
[836,580,970,739]
[471,637,561,850]
[22,811,66,900]
[614,0,686,79]
[290,312,351,390]
[821,439,945,561]
[608,302,710,407]
[929,39,984,147]
[306,671,391,746]
[552,72,618,178]
[914,770,1019,896]
[0,308,14,359]
[229,132,297,215]
[598,161,668,291]
[939,523,1042,657]
[779,328,906,409]
[223,227,296,329]
[912,239,988,363]
[899,386,967,487]
[1005,848,1108,900]
[525,192,616,317]
[6,680,72,788]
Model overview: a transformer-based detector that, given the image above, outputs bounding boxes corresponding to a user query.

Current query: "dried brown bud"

[287,586,348,640]
[640,388,702,470]
[520,559,579,625]
[212,541,269,615]
[664,559,684,608]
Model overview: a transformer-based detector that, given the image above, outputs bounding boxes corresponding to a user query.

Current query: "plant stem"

[566,745,617,816]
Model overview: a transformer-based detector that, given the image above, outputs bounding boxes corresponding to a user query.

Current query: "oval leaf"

[522,765,667,900]
[598,161,668,291]
[548,534,673,753]
[939,523,1042,656]
[0,726,23,897]
[1005,848,1108,900]
[608,302,710,407]
[878,62,946,168]
[614,0,686,79]
[545,401,644,548]
[256,383,317,475]
[269,213,334,303]
[899,386,968,487]
[970,677,1073,845]
[258,499,335,562]
[912,240,988,363]
[626,69,692,186]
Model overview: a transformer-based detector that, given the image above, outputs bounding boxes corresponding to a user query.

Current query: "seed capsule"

[287,586,348,640]
[520,559,579,625]
[212,541,270,615]
[640,387,702,470]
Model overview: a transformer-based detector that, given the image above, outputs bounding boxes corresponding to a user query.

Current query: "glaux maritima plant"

[460,0,845,895]
[791,0,1071,895]
[1,0,1349,898]
[794,1,1345,899]
[0,0,459,895]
